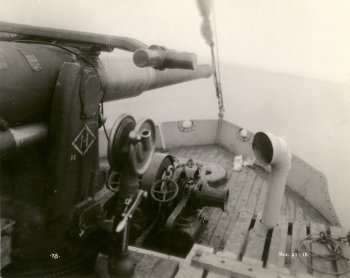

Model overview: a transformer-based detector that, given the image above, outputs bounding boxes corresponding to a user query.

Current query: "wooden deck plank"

[191,250,295,278]
[266,216,289,271]
[219,152,234,170]
[198,146,224,163]
[290,220,308,276]
[309,222,337,277]
[224,209,254,257]
[281,195,287,217]
[205,147,223,164]
[202,207,224,244]
[184,147,202,160]
[294,205,306,223]
[171,147,187,157]
[196,147,214,162]
[218,168,255,240]
[175,244,214,278]
[255,179,267,218]
[207,251,239,278]
[286,198,296,223]
[226,168,249,210]
[211,151,230,164]
[210,168,256,249]
[245,176,263,214]
[200,170,241,245]
[206,272,228,278]
[329,226,350,278]
[94,248,180,278]
[236,169,257,211]
[242,221,268,267]
[199,168,244,245]
[170,145,234,172]
[134,255,179,278]
[182,147,194,158]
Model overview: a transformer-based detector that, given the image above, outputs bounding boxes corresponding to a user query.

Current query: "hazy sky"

[1,0,349,84]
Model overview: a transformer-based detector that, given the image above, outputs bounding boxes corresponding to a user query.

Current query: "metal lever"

[116,190,148,233]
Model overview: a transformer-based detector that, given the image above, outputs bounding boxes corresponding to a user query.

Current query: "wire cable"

[296,231,350,275]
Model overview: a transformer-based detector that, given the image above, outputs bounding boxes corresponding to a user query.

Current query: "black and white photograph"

[0,0,349,277]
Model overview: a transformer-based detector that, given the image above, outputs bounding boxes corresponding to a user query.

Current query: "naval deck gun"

[0,17,347,278]
[0,21,231,277]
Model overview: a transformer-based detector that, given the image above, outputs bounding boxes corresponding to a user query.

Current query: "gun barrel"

[101,53,213,102]
[0,41,212,125]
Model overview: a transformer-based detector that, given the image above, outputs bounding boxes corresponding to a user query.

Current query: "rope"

[296,231,350,275]
[210,11,225,143]
[197,0,224,121]
[211,0,222,82]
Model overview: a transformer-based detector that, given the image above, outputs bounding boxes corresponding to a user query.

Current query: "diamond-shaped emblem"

[72,125,96,156]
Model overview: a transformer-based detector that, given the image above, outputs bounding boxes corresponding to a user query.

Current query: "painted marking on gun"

[72,125,96,156]
[17,49,42,72]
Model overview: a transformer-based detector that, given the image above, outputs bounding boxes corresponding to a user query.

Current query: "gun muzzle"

[100,53,213,102]
[133,45,196,70]
[193,183,229,211]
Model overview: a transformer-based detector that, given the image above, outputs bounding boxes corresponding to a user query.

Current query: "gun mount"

[135,154,229,257]
[106,114,155,277]
[0,21,217,277]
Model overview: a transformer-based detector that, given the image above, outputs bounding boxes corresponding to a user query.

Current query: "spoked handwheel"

[150,178,179,203]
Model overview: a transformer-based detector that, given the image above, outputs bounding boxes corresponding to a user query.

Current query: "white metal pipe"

[252,132,292,228]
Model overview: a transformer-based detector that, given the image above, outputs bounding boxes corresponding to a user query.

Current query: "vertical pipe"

[253,132,292,228]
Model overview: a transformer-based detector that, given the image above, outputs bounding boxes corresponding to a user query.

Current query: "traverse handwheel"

[150,178,179,203]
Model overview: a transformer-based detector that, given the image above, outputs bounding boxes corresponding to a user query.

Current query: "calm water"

[104,64,350,229]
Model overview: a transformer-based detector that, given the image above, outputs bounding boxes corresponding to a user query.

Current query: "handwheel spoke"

[151,178,179,203]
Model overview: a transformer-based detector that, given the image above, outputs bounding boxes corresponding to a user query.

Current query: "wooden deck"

[58,144,348,278]
[168,145,350,277]
[170,144,329,251]
[85,247,181,278]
